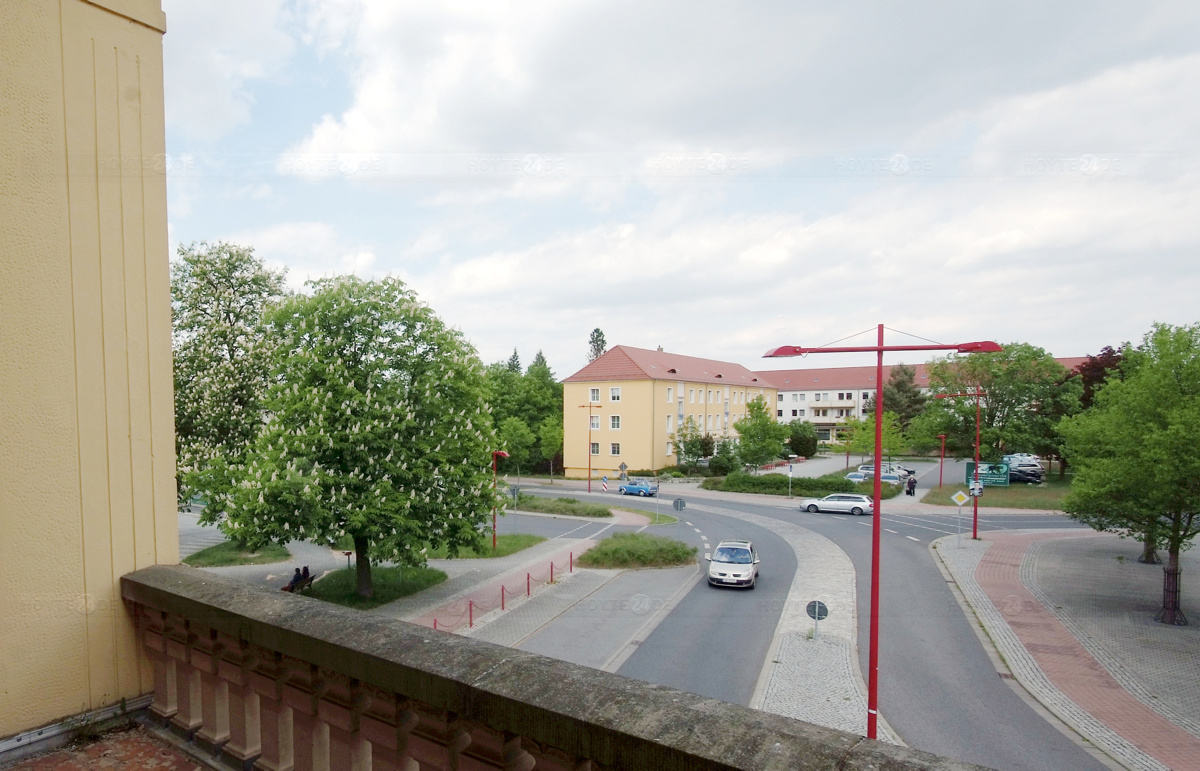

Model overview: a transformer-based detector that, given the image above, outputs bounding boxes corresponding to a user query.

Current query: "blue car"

[618,478,658,496]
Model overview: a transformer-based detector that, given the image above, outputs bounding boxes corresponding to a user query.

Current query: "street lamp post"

[577,402,603,493]
[935,390,987,541]
[764,326,1000,740]
[492,450,509,549]
[937,434,947,488]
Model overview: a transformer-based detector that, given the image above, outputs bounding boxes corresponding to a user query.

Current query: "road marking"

[884,528,898,534]
[693,527,702,533]
[685,521,693,526]
[906,536,921,542]
[700,535,708,541]
[858,522,872,527]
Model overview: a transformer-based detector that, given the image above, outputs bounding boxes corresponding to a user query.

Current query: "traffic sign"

[806,600,829,621]
[951,490,969,507]
[673,498,686,511]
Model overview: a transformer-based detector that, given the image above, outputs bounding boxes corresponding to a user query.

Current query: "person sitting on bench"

[283,568,303,592]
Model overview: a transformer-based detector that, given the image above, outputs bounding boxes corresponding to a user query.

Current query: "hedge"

[699,471,901,499]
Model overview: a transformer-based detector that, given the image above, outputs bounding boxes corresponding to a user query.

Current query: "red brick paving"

[7,726,204,771]
[976,531,1200,770]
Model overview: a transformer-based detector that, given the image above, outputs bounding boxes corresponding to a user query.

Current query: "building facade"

[562,346,776,478]
[1,0,177,742]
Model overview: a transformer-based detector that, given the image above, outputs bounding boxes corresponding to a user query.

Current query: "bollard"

[469,600,474,628]
[527,572,531,597]
[570,552,574,572]
[501,585,506,611]
[551,562,555,584]
[433,619,438,631]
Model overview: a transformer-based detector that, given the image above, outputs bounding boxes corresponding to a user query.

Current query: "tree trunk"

[1138,538,1161,565]
[354,534,373,599]
[1154,548,1187,625]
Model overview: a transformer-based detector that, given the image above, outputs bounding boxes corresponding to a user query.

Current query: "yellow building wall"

[563,379,778,478]
[0,0,176,739]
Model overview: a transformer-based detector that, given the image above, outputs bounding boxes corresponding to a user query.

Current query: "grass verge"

[425,534,545,559]
[921,477,1071,509]
[183,540,290,567]
[306,566,447,610]
[511,493,613,517]
[576,532,697,569]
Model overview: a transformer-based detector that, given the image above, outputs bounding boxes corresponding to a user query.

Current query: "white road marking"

[693,527,702,533]
[884,528,898,534]
[700,535,708,541]
[858,522,872,527]
[906,536,921,542]
[685,521,693,526]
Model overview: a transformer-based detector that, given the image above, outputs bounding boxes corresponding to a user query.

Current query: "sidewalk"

[936,529,1200,771]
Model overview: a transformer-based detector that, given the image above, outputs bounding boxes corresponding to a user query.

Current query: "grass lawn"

[921,477,1072,510]
[626,509,679,526]
[425,533,544,559]
[306,566,447,610]
[577,532,697,569]
[512,493,613,518]
[183,540,290,567]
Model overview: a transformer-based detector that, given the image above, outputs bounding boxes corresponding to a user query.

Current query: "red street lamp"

[935,390,987,541]
[937,434,947,488]
[765,325,1000,740]
[492,450,509,549]
[577,402,604,493]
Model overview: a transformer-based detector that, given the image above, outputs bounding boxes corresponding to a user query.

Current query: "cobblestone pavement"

[5,726,202,771]
[936,530,1200,771]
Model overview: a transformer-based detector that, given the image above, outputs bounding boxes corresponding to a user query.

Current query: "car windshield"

[713,546,752,564]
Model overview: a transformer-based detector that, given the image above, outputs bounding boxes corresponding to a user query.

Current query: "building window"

[590,442,599,455]
[799,409,805,417]
[610,415,621,430]
[610,443,621,456]
[798,394,805,401]
[813,393,820,401]
[777,409,783,417]
[707,390,713,403]
[667,441,674,456]
[610,387,621,402]
[590,415,600,430]
[666,415,673,431]
[689,389,695,403]
[778,393,783,402]
[589,388,600,402]
[667,387,673,403]
[817,428,831,441]
[862,392,869,400]
[791,409,798,417]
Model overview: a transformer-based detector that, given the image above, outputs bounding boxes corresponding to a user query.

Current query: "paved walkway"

[936,529,1200,771]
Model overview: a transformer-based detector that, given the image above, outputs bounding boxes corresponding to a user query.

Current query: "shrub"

[577,532,697,568]
[699,471,901,499]
[513,493,612,517]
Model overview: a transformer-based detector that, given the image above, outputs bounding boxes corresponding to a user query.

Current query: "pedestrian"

[906,476,917,496]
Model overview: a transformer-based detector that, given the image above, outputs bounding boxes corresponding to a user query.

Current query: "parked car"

[707,539,760,589]
[1009,468,1044,484]
[845,471,868,483]
[878,472,903,486]
[798,493,874,516]
[618,478,658,496]
[858,463,910,479]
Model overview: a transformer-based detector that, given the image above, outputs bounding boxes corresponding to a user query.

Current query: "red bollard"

[469,600,474,628]
[501,585,506,611]
[570,552,574,572]
[551,562,555,584]
[433,619,437,631]
[527,572,531,596]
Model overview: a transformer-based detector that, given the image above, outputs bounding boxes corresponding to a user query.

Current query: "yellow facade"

[563,377,775,479]
[0,0,176,739]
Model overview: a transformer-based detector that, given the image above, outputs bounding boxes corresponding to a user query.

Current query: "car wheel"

[640,490,647,497]
[806,504,819,513]
[748,576,756,590]
[851,507,864,516]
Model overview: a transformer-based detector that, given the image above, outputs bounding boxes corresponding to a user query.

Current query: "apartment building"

[757,359,1087,440]
[562,346,776,478]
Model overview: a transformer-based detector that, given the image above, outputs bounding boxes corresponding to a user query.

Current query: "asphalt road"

[524,484,1110,771]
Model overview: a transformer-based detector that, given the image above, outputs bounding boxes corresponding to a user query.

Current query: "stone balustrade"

[121,565,986,771]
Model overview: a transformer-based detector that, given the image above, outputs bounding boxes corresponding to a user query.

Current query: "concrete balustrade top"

[121,565,988,771]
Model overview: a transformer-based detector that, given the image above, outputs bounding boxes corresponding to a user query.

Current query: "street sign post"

[673,498,686,511]
[951,490,969,547]
[602,475,608,492]
[806,600,830,638]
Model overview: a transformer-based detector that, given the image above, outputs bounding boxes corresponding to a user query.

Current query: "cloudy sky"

[162,1,1200,378]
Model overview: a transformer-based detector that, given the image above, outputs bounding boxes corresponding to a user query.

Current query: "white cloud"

[225,221,381,290]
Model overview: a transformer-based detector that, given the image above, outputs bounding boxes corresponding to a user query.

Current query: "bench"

[281,575,314,593]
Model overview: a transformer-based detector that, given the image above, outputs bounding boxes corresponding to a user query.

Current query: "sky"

[161,1,1200,379]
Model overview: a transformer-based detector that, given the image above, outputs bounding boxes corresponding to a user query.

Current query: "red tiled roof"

[757,357,1088,391]
[563,345,767,387]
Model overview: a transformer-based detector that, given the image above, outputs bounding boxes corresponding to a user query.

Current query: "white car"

[707,539,760,589]
[858,463,910,479]
[798,493,875,516]
[845,471,868,483]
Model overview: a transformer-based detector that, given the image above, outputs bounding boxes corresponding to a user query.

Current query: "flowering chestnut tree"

[218,276,500,598]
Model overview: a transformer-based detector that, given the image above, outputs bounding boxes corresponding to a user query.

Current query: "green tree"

[171,241,287,504]
[217,276,499,598]
[498,416,536,477]
[709,437,739,476]
[908,343,1081,460]
[699,433,717,458]
[842,412,906,462]
[733,397,789,471]
[865,364,927,428]
[588,328,607,362]
[785,419,819,458]
[674,415,704,468]
[505,348,522,373]
[538,416,564,481]
[1059,323,1200,625]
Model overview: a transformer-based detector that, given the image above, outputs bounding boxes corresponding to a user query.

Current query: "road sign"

[601,479,608,492]
[966,461,1009,487]
[970,481,984,497]
[951,490,969,507]
[510,486,520,501]
[673,498,686,511]
[806,600,829,621]
[788,464,794,474]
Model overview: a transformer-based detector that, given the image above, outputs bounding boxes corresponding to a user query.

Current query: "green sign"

[966,461,1009,487]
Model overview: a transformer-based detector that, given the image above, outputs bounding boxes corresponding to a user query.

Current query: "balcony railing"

[121,565,985,771]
